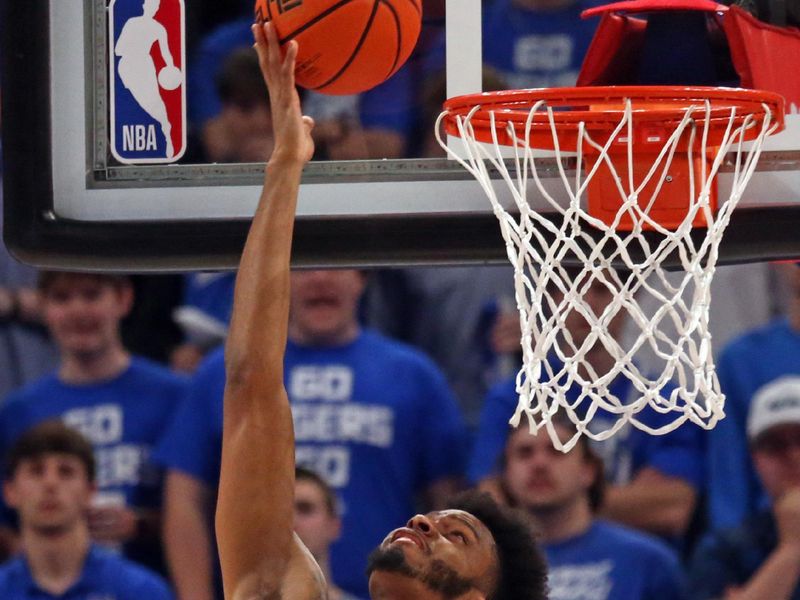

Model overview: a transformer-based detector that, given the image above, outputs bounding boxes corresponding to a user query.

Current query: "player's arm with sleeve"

[215,22,320,600]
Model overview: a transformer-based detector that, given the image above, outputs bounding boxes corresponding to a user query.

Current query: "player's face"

[289,270,366,346]
[752,423,800,499]
[4,454,93,535]
[42,276,132,359]
[502,425,595,513]
[368,510,498,599]
[293,479,340,560]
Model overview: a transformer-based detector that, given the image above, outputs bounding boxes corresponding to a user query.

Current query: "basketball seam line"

[311,0,383,91]
[379,0,403,78]
[276,0,361,44]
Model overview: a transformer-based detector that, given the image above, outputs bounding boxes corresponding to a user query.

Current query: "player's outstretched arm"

[215,22,319,600]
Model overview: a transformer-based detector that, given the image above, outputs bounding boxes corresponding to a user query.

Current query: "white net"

[436,93,779,451]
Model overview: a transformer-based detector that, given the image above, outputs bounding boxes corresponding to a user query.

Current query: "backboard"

[2,0,799,271]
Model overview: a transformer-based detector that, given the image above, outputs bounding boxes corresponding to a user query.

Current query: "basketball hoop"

[436,86,784,451]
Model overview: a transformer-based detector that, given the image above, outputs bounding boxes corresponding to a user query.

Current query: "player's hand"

[252,21,315,165]
[88,505,138,543]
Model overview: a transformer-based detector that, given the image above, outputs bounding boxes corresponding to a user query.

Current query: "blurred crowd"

[2,0,800,599]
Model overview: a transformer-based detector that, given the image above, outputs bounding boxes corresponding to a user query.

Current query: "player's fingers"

[264,21,282,73]
[282,40,298,88]
[251,24,271,80]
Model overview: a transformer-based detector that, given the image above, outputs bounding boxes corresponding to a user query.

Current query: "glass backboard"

[2,0,799,270]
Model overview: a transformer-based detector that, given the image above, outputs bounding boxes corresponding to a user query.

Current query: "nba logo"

[109,0,186,164]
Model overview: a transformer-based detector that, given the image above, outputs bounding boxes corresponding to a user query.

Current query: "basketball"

[158,65,183,91]
[254,0,421,95]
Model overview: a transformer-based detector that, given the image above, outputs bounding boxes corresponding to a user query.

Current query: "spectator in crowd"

[293,467,365,600]
[201,47,277,163]
[482,0,603,89]
[188,17,412,161]
[689,376,800,599]
[0,86,58,403]
[0,421,173,599]
[120,274,184,366]
[422,0,600,92]
[501,419,687,599]
[470,269,705,543]
[708,262,800,530]
[170,272,235,374]
[0,236,58,403]
[0,272,188,574]
[155,268,467,599]
[365,265,517,430]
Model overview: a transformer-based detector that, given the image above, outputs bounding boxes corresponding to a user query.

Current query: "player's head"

[293,467,341,560]
[37,271,133,359]
[500,419,604,515]
[3,421,96,535]
[367,490,548,600]
[289,269,366,346]
[142,0,160,17]
[748,376,800,500]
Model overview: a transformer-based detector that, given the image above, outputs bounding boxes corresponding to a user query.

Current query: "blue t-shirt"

[708,318,800,530]
[546,521,686,600]
[469,364,705,490]
[0,544,174,600]
[189,17,413,136]
[0,358,188,570]
[688,509,800,599]
[484,0,601,89]
[154,329,467,598]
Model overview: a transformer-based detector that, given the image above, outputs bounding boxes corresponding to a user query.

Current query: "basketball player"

[215,21,548,600]
[115,0,179,157]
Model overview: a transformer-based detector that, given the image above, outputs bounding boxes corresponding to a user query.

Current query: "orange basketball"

[254,0,421,95]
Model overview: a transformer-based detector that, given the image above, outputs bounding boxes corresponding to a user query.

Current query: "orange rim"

[443,86,785,149]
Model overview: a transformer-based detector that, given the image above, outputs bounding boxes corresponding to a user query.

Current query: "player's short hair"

[217,47,269,111]
[37,271,130,295]
[448,490,548,600]
[5,421,95,482]
[295,466,338,516]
